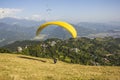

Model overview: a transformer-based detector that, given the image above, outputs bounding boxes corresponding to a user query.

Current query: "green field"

[0,53,120,80]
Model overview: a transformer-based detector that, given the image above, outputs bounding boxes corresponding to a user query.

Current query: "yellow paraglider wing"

[36,21,77,38]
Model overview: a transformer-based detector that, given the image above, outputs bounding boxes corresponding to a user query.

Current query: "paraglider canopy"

[36,21,77,38]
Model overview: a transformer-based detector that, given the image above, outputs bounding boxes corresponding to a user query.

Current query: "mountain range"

[0,17,120,46]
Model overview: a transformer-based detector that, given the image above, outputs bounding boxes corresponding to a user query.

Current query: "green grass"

[0,53,120,80]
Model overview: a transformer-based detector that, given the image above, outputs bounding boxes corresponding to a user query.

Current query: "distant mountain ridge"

[0,17,120,46]
[0,17,45,27]
[78,22,120,32]
[0,22,36,46]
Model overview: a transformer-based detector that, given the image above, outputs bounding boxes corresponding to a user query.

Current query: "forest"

[1,37,120,66]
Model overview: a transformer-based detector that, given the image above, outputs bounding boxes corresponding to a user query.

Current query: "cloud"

[24,14,42,21]
[0,8,22,18]
[32,34,47,40]
[0,8,43,21]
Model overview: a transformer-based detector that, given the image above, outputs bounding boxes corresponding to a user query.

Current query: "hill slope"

[0,53,120,80]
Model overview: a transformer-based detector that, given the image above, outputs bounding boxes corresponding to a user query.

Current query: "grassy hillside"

[0,53,120,80]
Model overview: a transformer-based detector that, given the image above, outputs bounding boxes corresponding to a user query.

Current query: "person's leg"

[53,58,57,64]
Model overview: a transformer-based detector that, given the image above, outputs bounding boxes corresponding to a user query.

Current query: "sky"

[0,0,120,23]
